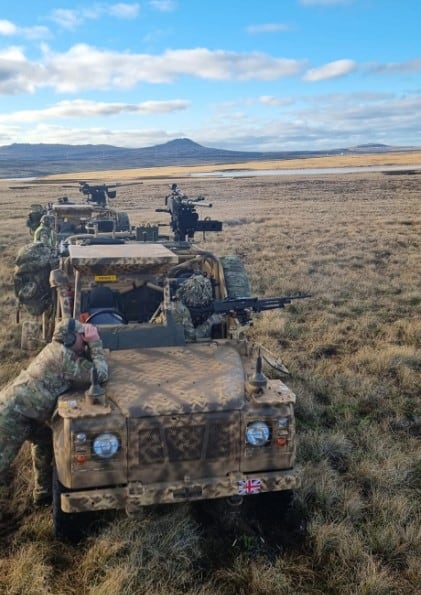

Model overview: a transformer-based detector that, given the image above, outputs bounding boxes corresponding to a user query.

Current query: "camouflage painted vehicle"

[16,186,303,540]
[26,184,132,244]
[48,201,131,242]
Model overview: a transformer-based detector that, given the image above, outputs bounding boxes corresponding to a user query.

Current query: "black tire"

[245,490,307,548]
[220,255,251,297]
[116,211,130,232]
[52,467,95,542]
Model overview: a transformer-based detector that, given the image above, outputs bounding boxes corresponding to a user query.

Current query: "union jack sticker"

[237,478,262,495]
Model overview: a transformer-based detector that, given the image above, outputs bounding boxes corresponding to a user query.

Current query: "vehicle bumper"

[60,469,301,513]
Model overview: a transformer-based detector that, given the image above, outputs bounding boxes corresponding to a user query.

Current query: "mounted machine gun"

[78,182,120,207]
[156,184,222,241]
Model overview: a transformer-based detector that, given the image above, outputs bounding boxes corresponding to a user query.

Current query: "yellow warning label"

[94,275,117,282]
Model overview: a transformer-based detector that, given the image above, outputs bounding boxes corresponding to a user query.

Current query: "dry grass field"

[41,150,421,181]
[0,166,420,594]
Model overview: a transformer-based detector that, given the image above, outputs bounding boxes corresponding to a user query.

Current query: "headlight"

[74,432,87,443]
[246,421,270,446]
[277,417,290,429]
[92,433,119,458]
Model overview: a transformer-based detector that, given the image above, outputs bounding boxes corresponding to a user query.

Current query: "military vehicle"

[15,185,307,541]
[26,183,134,244]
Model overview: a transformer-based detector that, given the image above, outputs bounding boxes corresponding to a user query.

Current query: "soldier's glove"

[83,323,100,342]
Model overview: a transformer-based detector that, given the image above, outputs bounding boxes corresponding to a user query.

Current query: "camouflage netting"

[14,243,53,315]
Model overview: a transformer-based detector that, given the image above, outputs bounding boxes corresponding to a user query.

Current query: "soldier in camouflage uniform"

[33,215,56,249]
[171,274,224,341]
[0,318,108,517]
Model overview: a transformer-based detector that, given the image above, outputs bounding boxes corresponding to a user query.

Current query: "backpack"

[14,243,53,315]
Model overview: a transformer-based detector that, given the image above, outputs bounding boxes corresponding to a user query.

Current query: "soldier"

[171,274,224,340]
[0,318,108,519]
[33,215,56,248]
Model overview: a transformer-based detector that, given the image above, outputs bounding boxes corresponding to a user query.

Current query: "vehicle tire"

[52,466,94,542]
[116,211,130,232]
[220,255,251,297]
[245,490,307,548]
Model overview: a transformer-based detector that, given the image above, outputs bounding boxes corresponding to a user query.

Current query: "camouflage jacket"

[33,224,56,248]
[171,300,222,341]
[0,339,108,423]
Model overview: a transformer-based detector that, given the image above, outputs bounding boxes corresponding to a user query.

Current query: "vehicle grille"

[129,412,238,471]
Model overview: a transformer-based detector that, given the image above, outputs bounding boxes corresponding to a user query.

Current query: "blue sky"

[0,0,420,151]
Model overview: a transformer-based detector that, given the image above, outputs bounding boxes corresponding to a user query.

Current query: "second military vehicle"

[26,183,133,244]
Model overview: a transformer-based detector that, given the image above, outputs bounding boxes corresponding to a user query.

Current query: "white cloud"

[367,59,421,74]
[0,20,17,35]
[0,44,306,95]
[0,99,190,124]
[0,46,46,94]
[149,0,177,12]
[304,59,356,81]
[48,4,140,30]
[258,95,293,107]
[246,23,291,34]
[49,9,82,30]
[157,49,305,81]
[27,45,306,92]
[3,42,417,97]
[108,3,140,18]
[0,19,50,40]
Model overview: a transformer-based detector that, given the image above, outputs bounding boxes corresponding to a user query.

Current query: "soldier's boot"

[31,440,52,508]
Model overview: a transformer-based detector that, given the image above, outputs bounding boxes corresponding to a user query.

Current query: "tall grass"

[0,171,420,593]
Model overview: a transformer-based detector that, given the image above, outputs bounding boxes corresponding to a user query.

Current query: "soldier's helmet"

[40,215,52,226]
[53,318,84,345]
[176,274,213,307]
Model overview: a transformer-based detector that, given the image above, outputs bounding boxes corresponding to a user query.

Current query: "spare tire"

[116,211,130,232]
[220,255,251,297]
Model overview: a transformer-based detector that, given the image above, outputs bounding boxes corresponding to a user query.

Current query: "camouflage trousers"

[0,407,52,497]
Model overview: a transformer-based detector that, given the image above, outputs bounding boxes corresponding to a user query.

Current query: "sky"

[0,0,420,152]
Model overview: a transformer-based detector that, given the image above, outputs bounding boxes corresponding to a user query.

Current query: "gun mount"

[79,182,119,207]
[156,184,222,242]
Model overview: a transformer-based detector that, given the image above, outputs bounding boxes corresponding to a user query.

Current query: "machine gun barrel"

[179,199,213,208]
[212,294,312,316]
[188,293,311,325]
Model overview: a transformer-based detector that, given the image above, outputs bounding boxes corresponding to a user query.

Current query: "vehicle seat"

[88,286,117,309]
[86,286,127,325]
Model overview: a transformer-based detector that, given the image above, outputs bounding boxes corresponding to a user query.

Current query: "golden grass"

[0,171,420,593]
[39,150,421,182]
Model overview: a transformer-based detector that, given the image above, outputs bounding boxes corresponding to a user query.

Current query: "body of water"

[191,164,421,178]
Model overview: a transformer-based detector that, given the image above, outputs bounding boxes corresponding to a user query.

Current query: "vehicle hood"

[105,343,246,417]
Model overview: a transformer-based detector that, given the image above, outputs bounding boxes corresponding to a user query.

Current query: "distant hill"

[0,137,418,178]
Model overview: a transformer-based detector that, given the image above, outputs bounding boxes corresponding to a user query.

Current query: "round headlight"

[246,421,270,446]
[92,433,119,458]
[74,432,87,443]
[278,417,290,429]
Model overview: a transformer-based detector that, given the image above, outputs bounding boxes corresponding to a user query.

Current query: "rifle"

[189,294,311,325]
